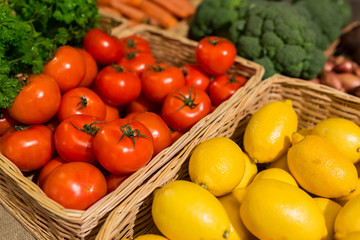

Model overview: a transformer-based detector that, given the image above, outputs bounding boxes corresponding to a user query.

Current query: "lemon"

[232,187,247,204]
[134,235,168,240]
[288,133,358,198]
[189,137,246,196]
[240,179,328,240]
[243,99,298,164]
[334,194,360,239]
[152,180,239,240]
[335,178,360,206]
[313,197,342,240]
[298,127,313,136]
[252,167,298,187]
[218,192,257,240]
[267,152,290,172]
[234,153,257,189]
[312,118,360,164]
[338,231,360,240]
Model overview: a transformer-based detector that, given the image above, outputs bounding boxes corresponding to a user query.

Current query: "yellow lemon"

[288,133,358,198]
[232,187,247,204]
[152,180,239,240]
[335,178,360,206]
[337,231,360,240]
[134,235,168,240]
[189,137,246,196]
[235,153,257,189]
[252,167,298,187]
[218,192,257,240]
[312,118,360,164]
[297,127,313,136]
[267,152,291,172]
[334,194,360,239]
[243,99,298,164]
[240,179,328,240]
[313,197,342,240]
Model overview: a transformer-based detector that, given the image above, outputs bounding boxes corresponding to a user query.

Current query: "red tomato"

[208,74,247,106]
[37,156,66,189]
[54,114,105,164]
[161,86,212,132]
[7,74,61,125]
[133,112,172,156]
[126,94,161,115]
[94,64,142,106]
[170,128,184,145]
[0,109,18,136]
[104,103,120,122]
[141,63,186,104]
[57,87,106,122]
[106,173,130,193]
[181,64,211,92]
[43,162,107,210]
[77,48,98,88]
[195,36,237,76]
[93,119,154,175]
[0,125,54,171]
[117,51,156,77]
[43,45,86,93]
[121,35,152,54]
[83,28,123,66]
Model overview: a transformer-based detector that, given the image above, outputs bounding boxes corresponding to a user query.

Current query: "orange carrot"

[121,0,143,7]
[97,0,111,6]
[110,0,149,23]
[151,0,195,18]
[139,0,178,29]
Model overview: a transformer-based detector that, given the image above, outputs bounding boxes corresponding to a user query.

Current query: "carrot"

[151,0,195,18]
[139,0,178,29]
[97,5,122,16]
[121,0,143,7]
[110,0,149,23]
[97,0,111,6]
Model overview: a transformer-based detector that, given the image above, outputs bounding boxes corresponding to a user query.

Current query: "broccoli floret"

[237,36,262,59]
[254,56,276,79]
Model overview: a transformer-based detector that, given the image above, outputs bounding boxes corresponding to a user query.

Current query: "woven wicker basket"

[96,74,360,239]
[98,9,129,34]
[0,25,263,239]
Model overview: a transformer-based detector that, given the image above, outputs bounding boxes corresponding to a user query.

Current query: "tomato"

[117,51,156,77]
[0,125,54,171]
[121,35,152,54]
[43,45,86,93]
[161,86,212,132]
[83,28,123,66]
[141,63,186,104]
[94,64,142,106]
[43,161,107,210]
[93,118,154,175]
[106,173,130,193]
[208,74,248,106]
[0,109,18,136]
[77,48,98,88]
[7,74,61,125]
[126,94,161,115]
[104,103,120,122]
[124,112,140,120]
[195,36,237,76]
[133,112,172,156]
[57,87,106,122]
[169,128,184,145]
[37,156,66,189]
[181,64,211,92]
[54,114,106,164]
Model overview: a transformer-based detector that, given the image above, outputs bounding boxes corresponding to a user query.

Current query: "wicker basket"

[0,25,263,239]
[96,74,360,239]
[98,9,129,34]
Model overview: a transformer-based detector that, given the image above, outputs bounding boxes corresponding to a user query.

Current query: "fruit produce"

[334,194,360,239]
[235,153,257,189]
[134,234,168,240]
[188,137,246,196]
[243,99,298,163]
[252,168,298,187]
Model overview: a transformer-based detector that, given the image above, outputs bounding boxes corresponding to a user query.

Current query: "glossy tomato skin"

[170,128,184,145]
[37,156,66,189]
[121,35,152,54]
[43,161,107,210]
[0,125,54,171]
[93,118,154,175]
[83,28,123,66]
[77,48,98,88]
[94,64,142,106]
[54,114,106,164]
[0,109,18,136]
[126,94,161,115]
[161,86,212,132]
[117,51,156,77]
[106,173,130,193]
[104,103,120,122]
[181,64,211,92]
[141,63,186,104]
[133,112,172,156]
[195,36,237,76]
[43,45,86,93]
[57,87,106,122]
[7,74,61,125]
[208,74,248,106]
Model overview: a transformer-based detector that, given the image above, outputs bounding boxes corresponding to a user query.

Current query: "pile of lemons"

[124,99,360,240]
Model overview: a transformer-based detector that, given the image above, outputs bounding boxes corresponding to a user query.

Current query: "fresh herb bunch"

[0,1,100,109]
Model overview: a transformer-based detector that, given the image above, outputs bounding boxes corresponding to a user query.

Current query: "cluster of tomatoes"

[0,28,247,210]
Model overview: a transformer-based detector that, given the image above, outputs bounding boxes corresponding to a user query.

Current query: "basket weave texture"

[96,74,360,239]
[0,25,263,239]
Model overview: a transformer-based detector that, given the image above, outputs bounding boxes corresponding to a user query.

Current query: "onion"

[334,60,355,73]
[320,71,345,91]
[337,73,360,92]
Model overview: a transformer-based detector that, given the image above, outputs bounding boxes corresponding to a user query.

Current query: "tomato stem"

[227,75,239,85]
[112,63,125,72]
[149,64,166,72]
[126,38,137,48]
[118,122,150,146]
[69,121,103,136]
[125,50,138,60]
[173,86,199,111]
[76,95,88,110]
[206,36,218,45]
[14,125,31,131]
